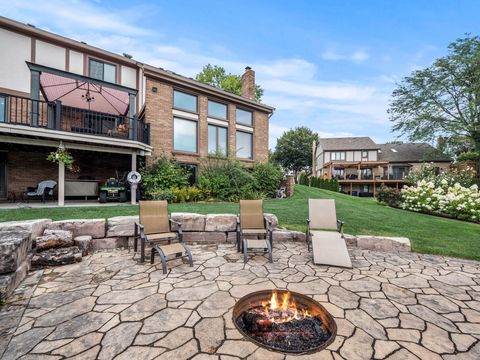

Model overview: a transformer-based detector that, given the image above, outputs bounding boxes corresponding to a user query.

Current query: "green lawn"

[1,185,479,260]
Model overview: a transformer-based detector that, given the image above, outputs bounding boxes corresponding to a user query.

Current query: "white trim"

[0,123,152,152]
[207,117,228,127]
[172,109,199,120]
[236,124,253,133]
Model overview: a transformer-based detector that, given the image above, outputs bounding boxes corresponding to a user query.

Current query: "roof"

[378,143,452,162]
[318,137,379,151]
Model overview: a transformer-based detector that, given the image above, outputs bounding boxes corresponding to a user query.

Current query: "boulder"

[0,219,51,239]
[0,231,31,274]
[182,232,226,244]
[92,237,128,251]
[106,216,139,237]
[264,213,279,229]
[356,236,411,252]
[272,230,306,242]
[344,234,357,247]
[74,236,93,256]
[31,246,82,268]
[35,230,74,251]
[205,214,237,232]
[171,213,206,231]
[0,260,30,302]
[46,219,106,239]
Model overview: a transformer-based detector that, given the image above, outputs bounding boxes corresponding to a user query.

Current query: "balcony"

[0,93,150,144]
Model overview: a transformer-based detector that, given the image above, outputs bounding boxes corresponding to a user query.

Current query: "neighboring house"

[313,137,452,196]
[0,16,274,205]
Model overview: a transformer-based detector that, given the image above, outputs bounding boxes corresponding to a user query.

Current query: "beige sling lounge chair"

[134,200,193,273]
[237,200,273,263]
[306,199,352,268]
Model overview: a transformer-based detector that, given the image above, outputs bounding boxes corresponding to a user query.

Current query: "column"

[129,93,136,141]
[58,160,65,206]
[131,151,137,205]
[30,70,40,127]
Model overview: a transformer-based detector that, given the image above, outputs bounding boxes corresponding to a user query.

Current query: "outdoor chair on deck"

[134,200,193,273]
[306,199,352,268]
[24,180,57,203]
[237,200,273,263]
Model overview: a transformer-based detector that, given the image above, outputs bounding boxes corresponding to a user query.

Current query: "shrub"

[405,162,476,187]
[299,173,309,185]
[252,162,284,197]
[308,176,339,192]
[376,186,402,207]
[172,186,203,203]
[148,189,176,202]
[140,155,190,199]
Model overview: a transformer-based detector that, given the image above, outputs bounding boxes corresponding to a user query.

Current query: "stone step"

[31,246,82,269]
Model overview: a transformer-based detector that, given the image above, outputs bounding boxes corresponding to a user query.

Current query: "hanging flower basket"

[47,147,79,172]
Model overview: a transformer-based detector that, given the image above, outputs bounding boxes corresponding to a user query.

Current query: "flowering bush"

[401,179,480,222]
[47,147,79,172]
[404,162,476,187]
[376,186,402,207]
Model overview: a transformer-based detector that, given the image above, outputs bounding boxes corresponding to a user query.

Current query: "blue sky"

[2,0,480,148]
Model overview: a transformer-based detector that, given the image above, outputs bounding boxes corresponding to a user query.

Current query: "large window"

[361,150,368,160]
[208,125,228,155]
[333,168,344,179]
[89,59,116,83]
[173,90,197,113]
[361,168,373,180]
[236,108,253,126]
[208,100,227,120]
[174,118,197,153]
[392,166,409,180]
[236,131,253,159]
[331,151,346,161]
[0,96,5,123]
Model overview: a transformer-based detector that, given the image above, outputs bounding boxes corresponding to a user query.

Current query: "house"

[0,16,274,205]
[313,137,452,196]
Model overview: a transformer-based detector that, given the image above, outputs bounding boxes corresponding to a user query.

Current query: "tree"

[389,35,480,172]
[272,127,318,181]
[195,64,264,101]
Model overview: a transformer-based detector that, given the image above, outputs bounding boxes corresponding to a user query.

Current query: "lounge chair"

[134,200,193,273]
[306,199,352,268]
[237,200,273,263]
[24,180,57,203]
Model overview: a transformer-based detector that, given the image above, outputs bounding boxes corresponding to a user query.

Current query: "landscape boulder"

[356,235,411,252]
[35,230,73,251]
[183,231,227,244]
[0,231,31,274]
[171,213,206,231]
[205,214,237,232]
[0,260,29,301]
[264,213,279,229]
[106,216,138,237]
[0,219,51,240]
[31,246,82,268]
[46,219,106,239]
[74,235,93,256]
[272,230,306,242]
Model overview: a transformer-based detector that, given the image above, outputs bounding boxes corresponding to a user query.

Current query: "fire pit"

[233,289,337,354]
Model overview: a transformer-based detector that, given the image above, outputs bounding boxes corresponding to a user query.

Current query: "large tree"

[272,127,318,180]
[195,64,264,101]
[389,35,480,169]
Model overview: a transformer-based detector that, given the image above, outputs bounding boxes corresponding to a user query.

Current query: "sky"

[2,0,480,149]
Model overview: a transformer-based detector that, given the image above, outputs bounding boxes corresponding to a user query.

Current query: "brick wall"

[144,76,270,167]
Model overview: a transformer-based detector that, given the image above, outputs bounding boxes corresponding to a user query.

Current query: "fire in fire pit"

[233,290,337,354]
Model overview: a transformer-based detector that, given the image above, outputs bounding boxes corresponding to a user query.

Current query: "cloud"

[321,49,369,62]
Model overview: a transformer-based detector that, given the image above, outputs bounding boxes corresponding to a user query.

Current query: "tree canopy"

[195,64,264,102]
[272,127,318,179]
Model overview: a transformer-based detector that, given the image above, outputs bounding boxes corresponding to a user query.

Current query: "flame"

[260,291,312,324]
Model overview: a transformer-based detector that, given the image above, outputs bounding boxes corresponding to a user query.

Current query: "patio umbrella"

[40,72,130,116]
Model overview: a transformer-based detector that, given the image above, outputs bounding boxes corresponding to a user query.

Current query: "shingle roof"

[378,143,452,162]
[318,137,379,151]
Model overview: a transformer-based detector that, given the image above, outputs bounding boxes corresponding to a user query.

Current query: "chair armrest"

[264,216,273,231]
[236,216,241,231]
[337,219,345,234]
[135,222,146,238]
[169,219,182,236]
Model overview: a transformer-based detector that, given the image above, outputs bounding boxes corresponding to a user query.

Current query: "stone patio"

[1,243,480,360]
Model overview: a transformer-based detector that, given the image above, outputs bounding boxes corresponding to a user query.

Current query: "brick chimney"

[241,66,255,100]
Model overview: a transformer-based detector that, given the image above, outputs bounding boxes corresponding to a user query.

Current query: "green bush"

[308,176,339,192]
[252,162,284,197]
[299,173,309,186]
[140,155,190,199]
[376,186,402,207]
[172,186,203,203]
[148,189,176,202]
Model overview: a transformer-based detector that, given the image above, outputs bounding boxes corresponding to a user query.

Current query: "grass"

[1,185,479,260]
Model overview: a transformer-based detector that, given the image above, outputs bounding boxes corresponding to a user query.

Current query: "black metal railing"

[0,93,150,145]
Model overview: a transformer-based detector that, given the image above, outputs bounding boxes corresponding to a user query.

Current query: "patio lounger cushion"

[308,199,338,230]
[241,229,267,235]
[311,230,352,268]
[147,232,178,241]
[245,239,269,249]
[158,243,187,256]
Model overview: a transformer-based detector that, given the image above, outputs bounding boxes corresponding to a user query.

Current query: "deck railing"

[0,93,150,145]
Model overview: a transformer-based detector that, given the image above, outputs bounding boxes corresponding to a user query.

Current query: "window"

[334,168,344,179]
[208,125,228,155]
[392,167,408,180]
[0,96,5,123]
[361,150,368,160]
[174,117,197,153]
[208,100,227,120]
[89,59,116,83]
[173,90,197,113]
[361,168,373,179]
[180,164,198,185]
[236,131,253,159]
[362,185,370,193]
[331,152,346,161]
[236,108,253,126]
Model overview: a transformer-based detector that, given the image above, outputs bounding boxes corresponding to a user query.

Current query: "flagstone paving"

[2,243,480,359]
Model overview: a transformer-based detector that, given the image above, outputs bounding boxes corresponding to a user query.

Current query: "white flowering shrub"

[401,180,480,222]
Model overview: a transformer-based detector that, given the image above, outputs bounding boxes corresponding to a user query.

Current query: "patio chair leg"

[243,238,248,263]
[183,244,193,267]
[140,237,145,263]
[267,241,273,263]
[150,248,155,264]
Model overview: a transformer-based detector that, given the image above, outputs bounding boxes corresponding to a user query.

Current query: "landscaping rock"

[74,236,93,256]
[35,230,73,251]
[344,234,357,247]
[183,232,226,244]
[0,260,29,301]
[46,219,106,239]
[171,213,206,231]
[204,214,237,232]
[264,213,278,228]
[31,246,82,268]
[92,237,128,251]
[0,219,51,240]
[272,230,306,242]
[356,236,411,252]
[107,216,138,237]
[0,231,31,274]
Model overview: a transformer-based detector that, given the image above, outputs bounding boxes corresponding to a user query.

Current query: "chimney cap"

[245,66,252,71]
